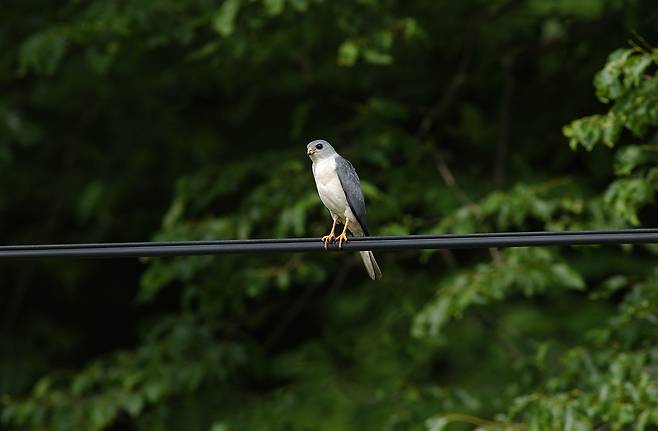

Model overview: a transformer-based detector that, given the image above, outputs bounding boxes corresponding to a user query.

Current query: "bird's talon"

[321,234,335,243]
[320,219,338,251]
[321,233,336,250]
[336,233,348,249]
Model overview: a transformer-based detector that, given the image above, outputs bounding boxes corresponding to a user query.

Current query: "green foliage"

[413,248,584,338]
[564,46,658,225]
[564,47,658,150]
[2,1,658,430]
[506,349,658,430]
[2,316,245,430]
[499,272,658,430]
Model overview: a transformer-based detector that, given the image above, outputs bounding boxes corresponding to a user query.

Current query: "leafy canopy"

[1,1,658,430]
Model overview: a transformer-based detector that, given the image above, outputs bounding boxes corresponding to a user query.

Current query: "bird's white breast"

[312,157,353,221]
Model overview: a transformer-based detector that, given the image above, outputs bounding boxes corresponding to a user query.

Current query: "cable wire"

[1,229,658,259]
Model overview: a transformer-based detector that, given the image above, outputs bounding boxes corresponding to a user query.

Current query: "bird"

[307,139,382,280]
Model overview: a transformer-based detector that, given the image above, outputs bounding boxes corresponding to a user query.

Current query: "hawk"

[307,140,382,280]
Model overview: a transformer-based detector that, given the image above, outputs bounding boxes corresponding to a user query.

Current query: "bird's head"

[307,139,336,161]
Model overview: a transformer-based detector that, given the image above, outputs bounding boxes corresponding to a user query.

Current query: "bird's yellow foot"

[321,219,338,250]
[321,232,336,250]
[335,232,348,249]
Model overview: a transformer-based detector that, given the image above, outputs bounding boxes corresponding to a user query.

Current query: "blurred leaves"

[603,174,657,225]
[565,47,658,151]
[212,0,241,37]
[413,248,584,338]
[2,0,658,430]
[1,316,245,430]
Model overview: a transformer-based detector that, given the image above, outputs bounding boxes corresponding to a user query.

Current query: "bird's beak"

[307,148,316,156]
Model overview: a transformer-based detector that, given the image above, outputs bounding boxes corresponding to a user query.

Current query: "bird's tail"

[349,225,382,280]
[360,250,382,280]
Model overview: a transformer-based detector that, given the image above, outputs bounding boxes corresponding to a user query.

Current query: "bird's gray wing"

[335,156,369,235]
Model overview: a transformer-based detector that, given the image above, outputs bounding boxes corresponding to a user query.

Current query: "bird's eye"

[315,143,323,150]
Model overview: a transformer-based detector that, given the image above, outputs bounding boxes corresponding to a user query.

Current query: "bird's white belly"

[313,158,355,222]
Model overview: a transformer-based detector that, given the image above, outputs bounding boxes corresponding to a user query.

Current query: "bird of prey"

[307,139,382,280]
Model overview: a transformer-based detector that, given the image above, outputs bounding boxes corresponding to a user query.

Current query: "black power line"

[1,229,658,259]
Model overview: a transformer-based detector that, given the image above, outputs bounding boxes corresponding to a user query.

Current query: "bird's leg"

[321,219,337,250]
[335,218,349,249]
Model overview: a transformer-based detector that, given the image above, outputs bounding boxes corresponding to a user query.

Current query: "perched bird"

[307,139,382,280]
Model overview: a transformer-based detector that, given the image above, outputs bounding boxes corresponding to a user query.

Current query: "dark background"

[1,0,658,429]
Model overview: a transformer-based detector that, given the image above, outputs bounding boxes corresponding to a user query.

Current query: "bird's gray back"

[335,156,369,235]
